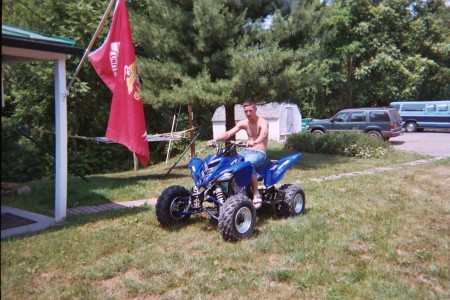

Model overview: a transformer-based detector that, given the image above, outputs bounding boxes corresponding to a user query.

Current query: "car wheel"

[405,121,418,132]
[367,130,382,139]
[312,129,324,136]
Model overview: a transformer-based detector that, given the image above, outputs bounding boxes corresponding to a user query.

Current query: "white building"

[212,102,302,142]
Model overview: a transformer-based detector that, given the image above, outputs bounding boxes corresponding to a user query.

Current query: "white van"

[390,100,450,132]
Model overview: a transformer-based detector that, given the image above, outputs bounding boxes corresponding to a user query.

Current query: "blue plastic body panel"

[188,154,251,188]
[189,150,302,189]
[257,153,303,187]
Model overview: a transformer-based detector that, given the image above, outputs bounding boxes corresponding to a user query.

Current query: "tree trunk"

[225,103,236,141]
[188,104,195,157]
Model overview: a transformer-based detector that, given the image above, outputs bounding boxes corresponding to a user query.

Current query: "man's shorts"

[239,148,266,175]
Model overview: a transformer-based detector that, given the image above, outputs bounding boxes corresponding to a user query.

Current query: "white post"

[165,115,177,165]
[54,59,68,222]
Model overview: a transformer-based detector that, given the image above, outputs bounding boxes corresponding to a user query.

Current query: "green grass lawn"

[1,143,449,299]
[1,142,427,215]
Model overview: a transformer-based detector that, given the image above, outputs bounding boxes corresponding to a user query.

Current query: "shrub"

[285,131,317,153]
[285,131,393,158]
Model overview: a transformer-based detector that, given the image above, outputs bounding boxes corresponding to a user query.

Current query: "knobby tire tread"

[277,184,305,217]
[156,185,190,227]
[219,194,256,242]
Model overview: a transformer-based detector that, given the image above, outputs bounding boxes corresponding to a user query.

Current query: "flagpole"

[66,0,116,93]
[165,114,177,165]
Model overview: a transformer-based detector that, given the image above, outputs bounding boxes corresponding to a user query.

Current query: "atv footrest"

[275,190,285,202]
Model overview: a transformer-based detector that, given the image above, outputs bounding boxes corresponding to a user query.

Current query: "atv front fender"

[216,161,253,187]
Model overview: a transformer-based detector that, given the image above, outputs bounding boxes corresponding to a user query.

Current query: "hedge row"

[285,131,393,158]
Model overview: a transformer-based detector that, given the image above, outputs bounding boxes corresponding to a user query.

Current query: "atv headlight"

[217,172,233,182]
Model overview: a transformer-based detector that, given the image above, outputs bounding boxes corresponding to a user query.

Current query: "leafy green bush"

[285,130,317,153]
[285,131,393,158]
[68,141,134,176]
[1,114,195,182]
[1,118,134,182]
[2,117,54,182]
[343,144,390,158]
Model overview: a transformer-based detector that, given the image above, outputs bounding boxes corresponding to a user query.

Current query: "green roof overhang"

[2,24,84,63]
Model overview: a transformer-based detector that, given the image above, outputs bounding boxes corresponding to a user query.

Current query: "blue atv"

[156,141,305,241]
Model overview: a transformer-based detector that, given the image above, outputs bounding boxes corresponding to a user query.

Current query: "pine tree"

[131,0,302,132]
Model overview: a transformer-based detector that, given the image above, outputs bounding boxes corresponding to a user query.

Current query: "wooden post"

[133,153,138,171]
[188,104,195,157]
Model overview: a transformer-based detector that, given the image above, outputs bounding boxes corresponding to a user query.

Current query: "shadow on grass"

[160,204,313,240]
[265,148,362,172]
[1,205,154,241]
[256,205,310,223]
[4,201,313,242]
[293,153,356,171]
[390,140,405,146]
[89,169,188,181]
[3,150,354,220]
[3,171,189,215]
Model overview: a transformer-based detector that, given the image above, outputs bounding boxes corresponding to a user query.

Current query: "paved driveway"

[390,130,450,157]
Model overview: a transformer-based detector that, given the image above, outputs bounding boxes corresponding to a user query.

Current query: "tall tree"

[413,0,450,99]
[3,0,449,180]
[1,0,134,180]
[132,0,303,133]
[310,0,450,115]
[261,0,333,117]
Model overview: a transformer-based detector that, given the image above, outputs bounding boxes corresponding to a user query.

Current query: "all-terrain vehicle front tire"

[219,194,256,242]
[156,185,191,227]
[276,184,305,217]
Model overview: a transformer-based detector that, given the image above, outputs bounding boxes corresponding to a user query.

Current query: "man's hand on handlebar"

[246,140,258,148]
[207,140,218,147]
[206,140,247,148]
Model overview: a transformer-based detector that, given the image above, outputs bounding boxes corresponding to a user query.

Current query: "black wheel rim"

[170,197,187,220]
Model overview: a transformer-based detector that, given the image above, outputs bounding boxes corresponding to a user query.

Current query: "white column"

[54,59,68,222]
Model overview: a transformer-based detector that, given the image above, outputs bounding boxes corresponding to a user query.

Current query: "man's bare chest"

[246,122,260,138]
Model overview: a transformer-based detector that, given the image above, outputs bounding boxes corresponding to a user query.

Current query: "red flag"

[88,0,149,166]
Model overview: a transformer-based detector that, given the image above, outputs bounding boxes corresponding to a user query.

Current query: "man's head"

[243,99,257,108]
[243,99,258,121]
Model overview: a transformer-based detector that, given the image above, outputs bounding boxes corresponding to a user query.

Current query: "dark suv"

[306,107,403,141]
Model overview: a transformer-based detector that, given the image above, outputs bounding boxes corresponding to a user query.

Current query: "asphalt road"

[390,130,450,157]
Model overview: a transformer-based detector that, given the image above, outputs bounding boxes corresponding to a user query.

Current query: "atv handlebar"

[228,140,247,147]
[208,140,247,156]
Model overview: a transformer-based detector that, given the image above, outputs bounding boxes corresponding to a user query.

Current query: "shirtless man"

[208,99,269,209]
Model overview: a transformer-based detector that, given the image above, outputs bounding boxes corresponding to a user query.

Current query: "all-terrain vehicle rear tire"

[276,184,305,217]
[156,185,191,227]
[219,194,256,242]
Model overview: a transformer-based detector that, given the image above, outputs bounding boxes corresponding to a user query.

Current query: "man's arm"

[210,120,245,143]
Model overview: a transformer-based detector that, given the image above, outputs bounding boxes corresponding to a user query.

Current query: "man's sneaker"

[253,194,262,209]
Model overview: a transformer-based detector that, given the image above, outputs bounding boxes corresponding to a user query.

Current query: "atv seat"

[255,159,273,172]
[255,159,277,181]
